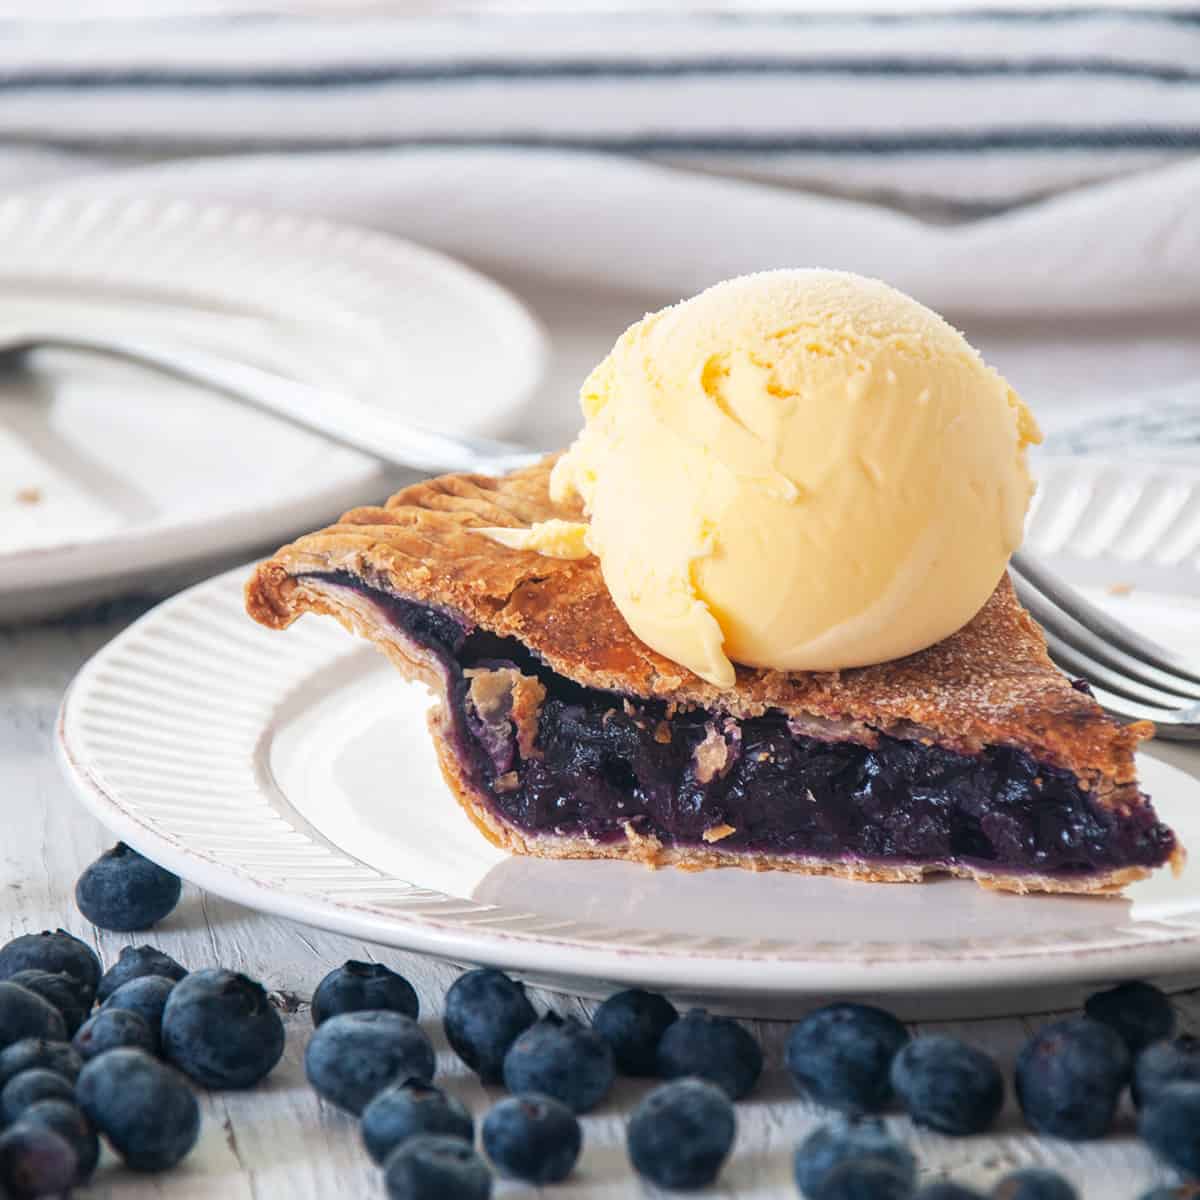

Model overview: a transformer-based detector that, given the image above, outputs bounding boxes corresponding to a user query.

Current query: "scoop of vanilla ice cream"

[549,269,1041,688]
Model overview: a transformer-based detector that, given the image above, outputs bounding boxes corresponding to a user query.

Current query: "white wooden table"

[2,594,1193,1200]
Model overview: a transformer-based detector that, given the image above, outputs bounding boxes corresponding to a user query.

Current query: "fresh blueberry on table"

[74,842,182,932]
[362,1079,474,1165]
[1134,1035,1200,1108]
[626,1077,736,1191]
[914,1185,985,1199]
[890,1035,1004,1136]
[72,1008,157,1060]
[1139,1080,1200,1179]
[306,1010,435,1115]
[591,987,678,1076]
[311,960,419,1026]
[1084,981,1175,1054]
[1015,1016,1130,1140]
[6,971,90,1038]
[0,930,101,1001]
[0,1040,82,1090]
[991,1168,1079,1200]
[102,975,178,1041]
[0,1069,76,1124]
[0,982,67,1050]
[656,1008,762,1101]
[813,1156,916,1200]
[482,1093,582,1183]
[96,944,187,1004]
[502,1014,615,1114]
[76,1047,200,1172]
[18,1098,100,1185]
[786,1003,911,1114]
[161,967,285,1088]
[443,968,536,1084]
[0,1123,78,1199]
[383,1133,493,1200]
[794,1117,917,1198]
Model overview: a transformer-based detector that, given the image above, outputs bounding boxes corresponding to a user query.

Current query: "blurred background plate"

[55,454,1200,1019]
[0,191,547,621]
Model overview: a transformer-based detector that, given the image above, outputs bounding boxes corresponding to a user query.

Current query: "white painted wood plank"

[0,609,1189,1197]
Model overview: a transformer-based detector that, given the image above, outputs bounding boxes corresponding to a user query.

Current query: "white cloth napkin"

[3,7,1200,212]
[13,145,1200,321]
[1,8,1199,322]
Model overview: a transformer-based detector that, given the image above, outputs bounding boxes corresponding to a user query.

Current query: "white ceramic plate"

[0,191,545,621]
[56,457,1200,1018]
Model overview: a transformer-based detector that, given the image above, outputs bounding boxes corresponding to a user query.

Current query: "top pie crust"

[247,458,1151,801]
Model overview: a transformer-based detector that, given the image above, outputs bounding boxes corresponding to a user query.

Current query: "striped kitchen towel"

[2,6,1200,213]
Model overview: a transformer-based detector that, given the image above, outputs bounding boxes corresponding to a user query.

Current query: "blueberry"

[794,1117,917,1197]
[1134,1036,1200,1108]
[72,1008,156,1060]
[0,1124,77,1198]
[102,975,177,1040]
[0,931,100,1002]
[443,968,536,1083]
[306,1010,434,1115]
[1,1069,76,1124]
[1085,981,1175,1054]
[503,1014,614,1113]
[656,1008,762,1100]
[383,1133,492,1200]
[96,944,187,1003]
[814,1157,916,1200]
[6,972,90,1038]
[18,1099,99,1185]
[1140,1080,1200,1178]
[74,843,182,932]
[592,988,678,1076]
[161,967,285,1088]
[0,983,66,1049]
[787,1003,910,1114]
[76,1047,199,1171]
[627,1077,736,1190]
[890,1035,1004,1136]
[362,1079,474,1165]
[915,1186,985,1199]
[1014,1016,1130,1140]
[0,1040,82,1090]
[991,1169,1079,1199]
[311,960,419,1026]
[483,1093,581,1183]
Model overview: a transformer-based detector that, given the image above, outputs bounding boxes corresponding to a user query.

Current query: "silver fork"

[1011,550,1200,740]
[7,330,1196,738]
[0,329,540,477]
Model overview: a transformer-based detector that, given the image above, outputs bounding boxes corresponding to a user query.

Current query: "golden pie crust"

[246,458,1178,895]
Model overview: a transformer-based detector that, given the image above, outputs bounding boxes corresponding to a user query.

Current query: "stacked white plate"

[0,191,545,620]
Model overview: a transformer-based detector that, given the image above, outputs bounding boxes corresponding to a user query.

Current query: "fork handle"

[6,331,541,477]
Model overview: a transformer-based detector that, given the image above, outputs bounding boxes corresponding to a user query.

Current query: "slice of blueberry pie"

[246,458,1179,896]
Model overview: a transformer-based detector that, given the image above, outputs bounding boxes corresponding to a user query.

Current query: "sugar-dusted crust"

[247,457,1153,795]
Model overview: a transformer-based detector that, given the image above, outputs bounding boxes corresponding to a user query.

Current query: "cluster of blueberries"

[0,840,1198,1198]
[0,931,284,1197]
[0,843,283,1197]
[307,962,1200,1200]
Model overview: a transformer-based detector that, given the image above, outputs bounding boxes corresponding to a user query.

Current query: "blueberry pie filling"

[297,571,1173,882]
[245,461,1181,894]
